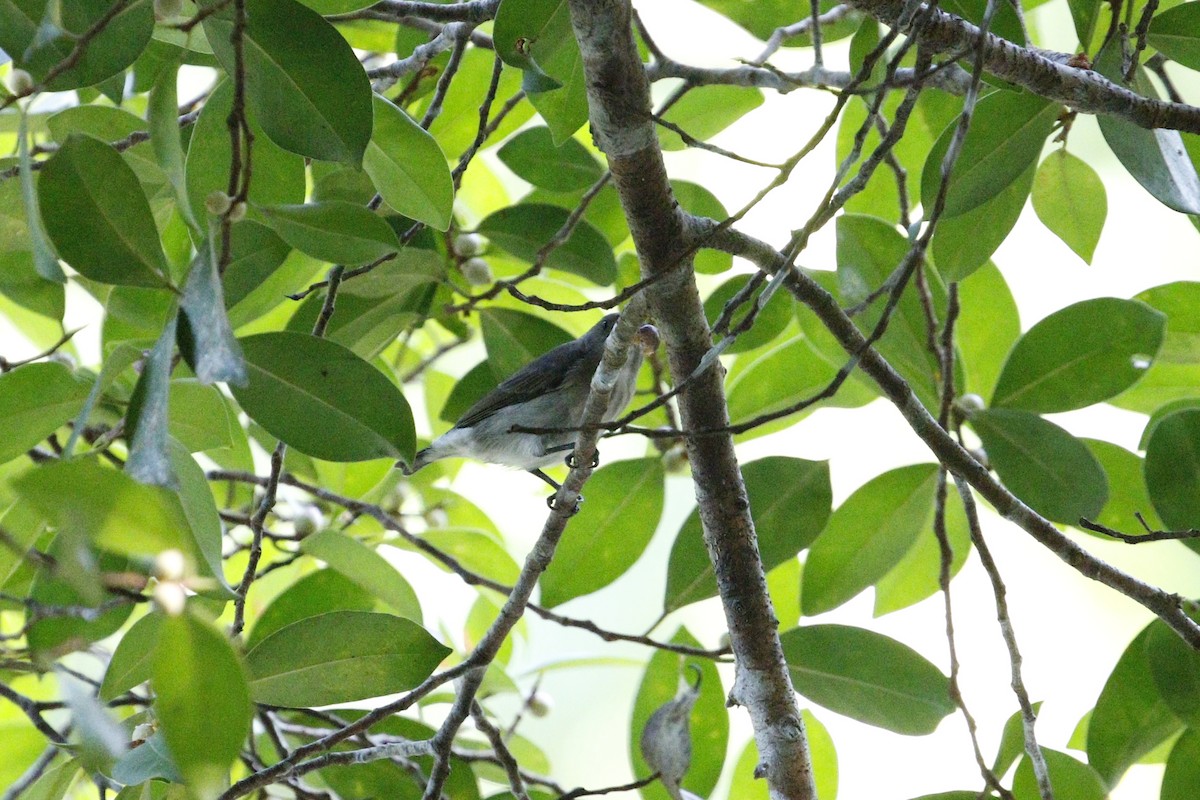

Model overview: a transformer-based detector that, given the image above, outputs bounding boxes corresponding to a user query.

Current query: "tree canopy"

[2,1,1200,800]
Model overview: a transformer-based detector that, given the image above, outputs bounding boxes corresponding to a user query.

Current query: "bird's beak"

[636,324,660,356]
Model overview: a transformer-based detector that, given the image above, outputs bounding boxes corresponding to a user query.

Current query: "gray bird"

[403,313,659,497]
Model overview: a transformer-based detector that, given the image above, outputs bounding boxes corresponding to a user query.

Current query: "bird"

[402,313,659,504]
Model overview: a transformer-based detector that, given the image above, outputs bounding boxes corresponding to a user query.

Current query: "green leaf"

[180,245,248,385]
[478,204,617,285]
[1111,283,1200,412]
[13,458,194,558]
[244,611,451,706]
[27,546,134,654]
[38,134,169,287]
[730,709,838,800]
[693,0,802,39]
[149,60,199,231]
[170,439,236,596]
[112,732,182,786]
[258,202,400,266]
[931,158,1036,282]
[969,408,1107,524]
[441,360,500,423]
[956,261,1021,399]
[1148,3,1200,71]
[629,628,728,800]
[498,126,604,192]
[1147,617,1200,727]
[364,95,454,231]
[801,464,938,615]
[125,310,179,487]
[672,180,732,274]
[153,612,253,799]
[423,49,534,157]
[991,298,1165,413]
[873,483,971,616]
[101,612,165,702]
[420,528,521,584]
[0,0,153,90]
[247,569,375,650]
[540,458,665,607]
[231,331,416,463]
[19,758,79,800]
[1144,408,1200,530]
[837,214,943,409]
[203,0,373,165]
[0,362,90,465]
[494,0,588,143]
[1082,439,1165,540]
[1095,42,1200,215]
[17,111,63,283]
[703,273,794,354]
[920,91,1056,218]
[1162,730,1200,800]
[185,80,306,218]
[300,529,422,620]
[658,85,764,152]
[666,457,831,612]
[992,702,1043,777]
[1031,150,1106,264]
[1086,622,1184,786]
[479,307,574,380]
[1012,749,1106,800]
[781,624,954,735]
[169,379,236,453]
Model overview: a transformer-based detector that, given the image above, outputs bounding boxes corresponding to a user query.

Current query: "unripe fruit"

[227,201,248,223]
[956,393,986,417]
[528,691,553,717]
[453,232,486,257]
[205,190,233,216]
[6,69,33,97]
[154,0,184,20]
[461,256,493,286]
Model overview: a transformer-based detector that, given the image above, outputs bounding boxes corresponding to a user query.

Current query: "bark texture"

[565,2,818,798]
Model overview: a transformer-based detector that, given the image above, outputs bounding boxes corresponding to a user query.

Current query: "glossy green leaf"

[170,439,235,595]
[231,331,415,463]
[658,85,764,152]
[203,0,373,165]
[837,214,943,408]
[940,0,1026,45]
[666,457,831,612]
[1145,408,1200,530]
[0,0,153,90]
[125,310,179,487]
[300,529,422,620]
[0,362,90,465]
[19,758,79,800]
[1086,622,1184,786]
[185,80,306,218]
[148,60,198,231]
[782,624,954,734]
[480,307,574,381]
[921,91,1056,218]
[970,408,1107,524]
[423,48,534,157]
[992,702,1043,777]
[298,0,378,10]
[703,273,793,354]
[180,246,248,385]
[955,261,1021,399]
[1148,3,1200,71]
[420,528,521,585]
[441,360,500,424]
[1134,281,1200,364]
[169,380,235,453]
[1095,43,1200,215]
[258,202,399,266]
[540,458,665,607]
[153,612,253,798]
[1069,0,1104,52]
[802,463,938,615]
[1083,438,1165,536]
[498,126,604,192]
[672,180,732,274]
[38,134,169,287]
[991,298,1165,413]
[100,612,165,702]
[629,628,727,800]
[478,204,617,285]
[494,0,587,143]
[245,611,451,706]
[1162,730,1200,800]
[1013,749,1106,800]
[693,0,797,39]
[17,111,63,283]
[1147,617,1200,727]
[729,709,837,800]
[1031,150,1106,264]
[248,569,377,650]
[932,159,1035,282]
[364,95,454,231]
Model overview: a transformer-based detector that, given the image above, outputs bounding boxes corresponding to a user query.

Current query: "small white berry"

[6,69,34,97]
[205,190,233,216]
[956,393,986,417]
[461,257,493,286]
[453,232,486,257]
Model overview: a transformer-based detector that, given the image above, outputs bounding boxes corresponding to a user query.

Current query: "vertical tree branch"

[565,2,817,798]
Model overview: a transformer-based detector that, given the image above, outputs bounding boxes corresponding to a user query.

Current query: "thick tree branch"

[851,0,1200,133]
[566,2,818,799]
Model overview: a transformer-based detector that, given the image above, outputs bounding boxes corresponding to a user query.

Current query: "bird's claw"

[565,450,599,470]
[546,492,584,515]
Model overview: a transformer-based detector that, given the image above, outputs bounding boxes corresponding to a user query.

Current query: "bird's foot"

[546,492,584,516]
[565,449,599,470]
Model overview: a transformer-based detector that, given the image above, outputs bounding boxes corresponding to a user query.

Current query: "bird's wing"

[453,341,582,429]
